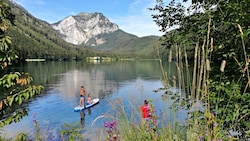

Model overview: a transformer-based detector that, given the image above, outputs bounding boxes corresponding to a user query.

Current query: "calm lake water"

[1,60,187,141]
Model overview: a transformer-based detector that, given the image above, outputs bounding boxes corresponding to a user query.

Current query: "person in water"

[140,100,151,119]
[140,99,156,129]
[79,86,85,107]
[87,93,93,105]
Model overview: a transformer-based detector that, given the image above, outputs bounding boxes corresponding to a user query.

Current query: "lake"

[1,60,187,141]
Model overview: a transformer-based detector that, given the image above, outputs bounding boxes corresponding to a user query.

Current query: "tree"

[151,0,250,88]
[0,0,43,127]
[150,0,250,139]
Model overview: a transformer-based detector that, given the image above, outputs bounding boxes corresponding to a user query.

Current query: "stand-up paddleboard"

[74,98,99,112]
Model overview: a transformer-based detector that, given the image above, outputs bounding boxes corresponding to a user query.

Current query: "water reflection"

[1,60,184,140]
[55,69,118,101]
[80,110,85,128]
[4,60,175,85]
[87,108,92,115]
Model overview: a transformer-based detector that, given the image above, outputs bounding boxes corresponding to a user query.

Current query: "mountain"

[5,0,96,61]
[5,0,160,59]
[92,30,160,55]
[51,12,160,55]
[51,12,119,46]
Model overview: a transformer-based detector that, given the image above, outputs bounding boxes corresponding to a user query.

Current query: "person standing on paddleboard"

[79,86,85,107]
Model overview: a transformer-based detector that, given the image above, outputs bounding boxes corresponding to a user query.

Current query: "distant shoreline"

[25,59,46,62]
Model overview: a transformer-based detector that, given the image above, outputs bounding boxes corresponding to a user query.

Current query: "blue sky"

[13,0,166,37]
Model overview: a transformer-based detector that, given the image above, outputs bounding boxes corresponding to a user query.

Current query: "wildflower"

[199,135,203,141]
[104,121,109,128]
[109,121,117,129]
[106,129,112,134]
[103,120,119,141]
[104,120,117,129]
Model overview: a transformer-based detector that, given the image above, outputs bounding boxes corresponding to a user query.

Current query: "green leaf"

[18,95,22,105]
[24,93,29,100]
[8,96,14,106]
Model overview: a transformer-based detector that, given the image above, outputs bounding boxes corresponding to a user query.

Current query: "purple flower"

[103,120,117,129]
[109,121,117,129]
[104,122,109,128]
[106,129,112,134]
[103,120,119,141]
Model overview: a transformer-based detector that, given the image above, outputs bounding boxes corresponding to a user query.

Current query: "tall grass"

[96,17,249,141]
[95,98,187,141]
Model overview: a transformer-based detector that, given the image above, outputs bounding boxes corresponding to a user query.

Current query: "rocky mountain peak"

[51,12,119,46]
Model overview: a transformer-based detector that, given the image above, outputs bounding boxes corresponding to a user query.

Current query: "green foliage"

[150,0,250,139]
[14,133,29,141]
[0,0,18,68]
[0,0,44,129]
[0,71,44,116]
[3,0,93,61]
[0,109,28,128]
[151,0,250,87]
[60,122,83,141]
[209,80,250,136]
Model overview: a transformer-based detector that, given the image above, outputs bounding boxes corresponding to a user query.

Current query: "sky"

[12,0,166,37]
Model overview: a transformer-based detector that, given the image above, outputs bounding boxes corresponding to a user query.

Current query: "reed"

[97,16,250,141]
[97,97,187,141]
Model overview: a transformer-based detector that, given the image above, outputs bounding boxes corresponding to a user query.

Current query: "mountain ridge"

[5,0,160,59]
[51,11,160,55]
[51,12,120,46]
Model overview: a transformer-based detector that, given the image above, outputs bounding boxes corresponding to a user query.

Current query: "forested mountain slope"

[5,0,94,60]
[5,0,160,60]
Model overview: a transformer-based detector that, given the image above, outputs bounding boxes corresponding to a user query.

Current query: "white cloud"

[112,15,162,37]
[111,0,163,37]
